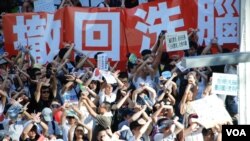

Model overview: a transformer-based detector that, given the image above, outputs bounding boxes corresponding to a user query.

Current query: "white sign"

[166,31,189,52]
[34,0,56,13]
[212,73,238,96]
[97,53,109,71]
[92,68,102,81]
[176,61,188,72]
[190,95,232,129]
[100,70,117,84]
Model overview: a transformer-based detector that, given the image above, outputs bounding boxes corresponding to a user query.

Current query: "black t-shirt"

[109,0,122,7]
[125,0,139,8]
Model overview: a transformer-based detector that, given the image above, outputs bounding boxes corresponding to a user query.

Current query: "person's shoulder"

[154,133,164,139]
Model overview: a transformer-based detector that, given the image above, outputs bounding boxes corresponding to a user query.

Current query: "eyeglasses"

[76,129,84,133]
[121,80,128,83]
[51,104,60,108]
[41,90,50,93]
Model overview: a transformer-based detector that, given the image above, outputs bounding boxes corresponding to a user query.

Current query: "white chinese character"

[74,12,120,61]
[198,0,239,45]
[134,2,184,52]
[13,14,61,64]
[215,0,239,45]
[197,0,215,45]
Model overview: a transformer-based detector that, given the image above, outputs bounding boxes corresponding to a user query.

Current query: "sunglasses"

[41,90,50,93]
[51,104,60,108]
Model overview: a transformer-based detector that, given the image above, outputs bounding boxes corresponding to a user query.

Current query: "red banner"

[3,0,240,67]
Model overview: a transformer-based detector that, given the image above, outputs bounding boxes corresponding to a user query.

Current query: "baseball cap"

[7,105,22,120]
[66,110,77,119]
[162,71,171,79]
[42,108,53,122]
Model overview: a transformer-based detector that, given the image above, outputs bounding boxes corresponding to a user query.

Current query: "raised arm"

[171,119,184,135]
[34,82,43,102]
[75,55,88,69]
[136,118,152,140]
[51,74,58,98]
[112,90,130,110]
[111,70,124,89]
[144,85,157,104]
[82,99,97,118]
[77,118,92,141]
[0,90,7,109]
[179,83,192,115]
[151,33,165,70]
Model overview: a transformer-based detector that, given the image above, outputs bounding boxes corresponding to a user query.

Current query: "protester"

[0,1,240,141]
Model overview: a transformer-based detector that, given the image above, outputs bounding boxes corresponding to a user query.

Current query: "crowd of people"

[0,0,239,141]
[0,0,155,13]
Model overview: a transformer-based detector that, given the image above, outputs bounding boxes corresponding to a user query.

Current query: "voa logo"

[226,129,246,136]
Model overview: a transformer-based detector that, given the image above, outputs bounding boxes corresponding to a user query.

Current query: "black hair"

[75,55,81,64]
[189,41,198,50]
[73,125,87,141]
[46,63,53,78]
[118,71,128,79]
[127,61,136,73]
[140,49,152,57]
[30,125,38,132]
[28,67,41,80]
[94,52,104,61]
[58,47,69,59]
[130,121,141,131]
[161,52,169,62]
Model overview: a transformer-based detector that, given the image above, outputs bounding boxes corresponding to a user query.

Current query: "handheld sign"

[190,95,232,129]
[97,53,109,71]
[166,31,189,52]
[212,73,238,96]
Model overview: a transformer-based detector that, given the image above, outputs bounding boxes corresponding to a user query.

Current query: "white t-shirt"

[80,106,94,134]
[0,101,5,114]
[98,91,117,104]
[154,133,176,141]
[62,122,71,141]
[133,75,156,89]
[184,127,204,141]
[2,119,28,141]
